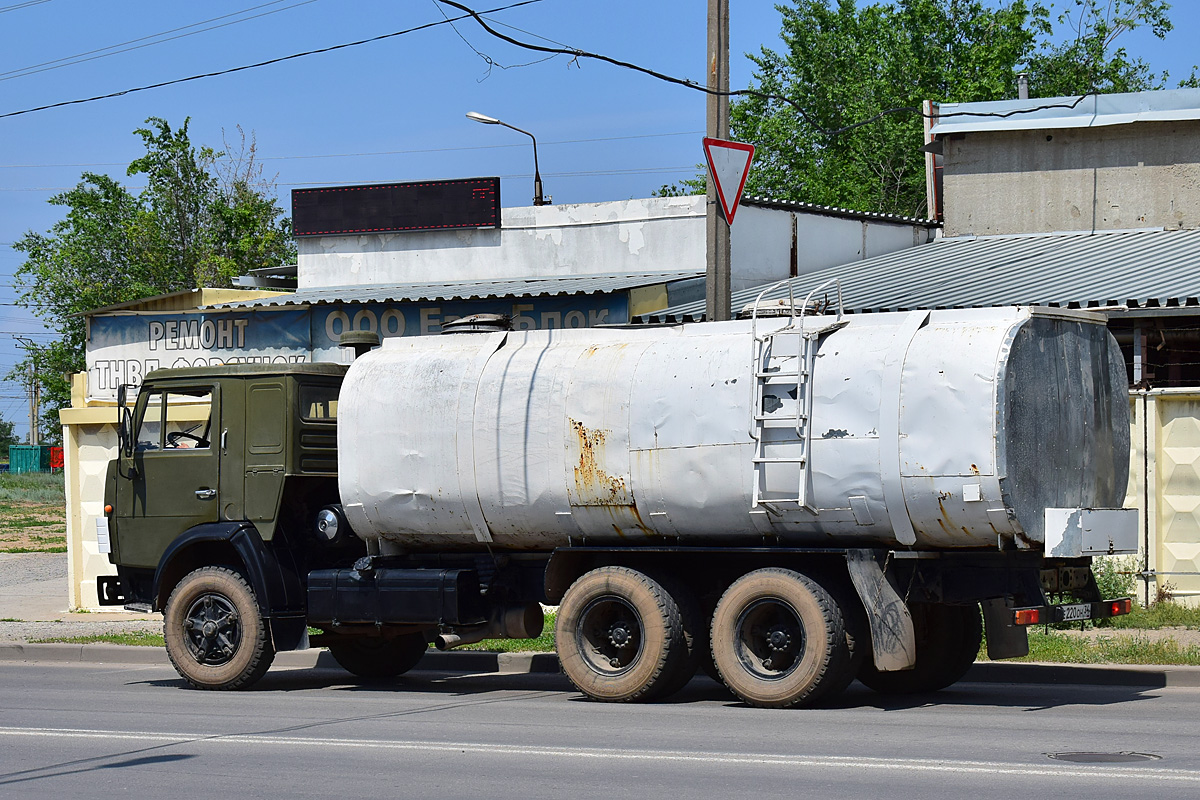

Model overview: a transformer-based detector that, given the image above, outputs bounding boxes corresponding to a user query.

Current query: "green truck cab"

[101,363,359,688]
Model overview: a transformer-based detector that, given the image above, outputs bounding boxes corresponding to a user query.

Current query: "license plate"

[1059,603,1091,622]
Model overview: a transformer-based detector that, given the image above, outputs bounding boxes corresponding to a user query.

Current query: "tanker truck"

[98,299,1136,708]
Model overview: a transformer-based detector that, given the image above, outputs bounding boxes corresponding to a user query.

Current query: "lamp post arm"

[497,121,544,206]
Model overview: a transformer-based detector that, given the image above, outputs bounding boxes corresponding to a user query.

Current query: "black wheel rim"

[182,592,241,666]
[733,598,805,681]
[576,596,644,677]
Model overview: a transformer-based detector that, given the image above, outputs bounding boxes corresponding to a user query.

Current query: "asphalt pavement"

[2,659,1199,799]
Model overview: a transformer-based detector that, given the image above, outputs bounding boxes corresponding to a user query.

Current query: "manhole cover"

[1047,752,1162,764]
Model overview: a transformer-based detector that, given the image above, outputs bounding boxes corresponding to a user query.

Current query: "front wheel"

[163,566,275,690]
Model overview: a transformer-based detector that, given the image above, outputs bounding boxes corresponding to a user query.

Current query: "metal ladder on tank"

[749,278,845,515]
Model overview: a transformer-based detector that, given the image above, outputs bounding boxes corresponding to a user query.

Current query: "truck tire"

[857,603,983,695]
[645,573,707,699]
[163,566,275,690]
[327,634,429,679]
[710,568,851,709]
[556,566,689,703]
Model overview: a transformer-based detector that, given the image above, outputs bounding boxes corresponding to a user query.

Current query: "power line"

[0,165,699,192]
[0,130,704,169]
[0,0,543,120]
[0,0,319,84]
[0,0,50,13]
[438,0,1100,138]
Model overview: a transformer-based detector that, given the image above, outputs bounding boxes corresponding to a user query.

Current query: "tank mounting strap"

[879,311,929,547]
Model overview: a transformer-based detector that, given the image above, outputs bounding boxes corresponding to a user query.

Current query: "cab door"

[116,384,221,569]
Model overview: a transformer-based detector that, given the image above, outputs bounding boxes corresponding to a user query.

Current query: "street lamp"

[466,111,548,206]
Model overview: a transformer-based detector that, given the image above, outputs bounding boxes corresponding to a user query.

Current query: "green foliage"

[1026,1,1173,96]
[0,419,19,460]
[1091,554,1140,600]
[732,0,1179,216]
[12,118,295,438]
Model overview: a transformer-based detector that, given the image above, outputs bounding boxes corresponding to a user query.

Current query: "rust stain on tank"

[569,418,630,506]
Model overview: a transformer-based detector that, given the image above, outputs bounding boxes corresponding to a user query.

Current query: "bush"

[1091,554,1139,600]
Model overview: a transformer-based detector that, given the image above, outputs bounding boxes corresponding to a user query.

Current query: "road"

[1,661,1198,799]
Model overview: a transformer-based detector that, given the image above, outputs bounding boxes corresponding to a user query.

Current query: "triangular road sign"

[703,137,755,225]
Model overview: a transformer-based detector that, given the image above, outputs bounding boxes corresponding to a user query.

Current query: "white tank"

[337,306,1129,552]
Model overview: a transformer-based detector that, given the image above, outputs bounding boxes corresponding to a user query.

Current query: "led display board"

[292,177,501,237]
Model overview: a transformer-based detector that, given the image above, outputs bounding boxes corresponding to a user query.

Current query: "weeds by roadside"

[0,471,66,553]
[31,631,165,647]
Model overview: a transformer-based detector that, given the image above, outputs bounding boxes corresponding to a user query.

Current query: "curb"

[2,642,1199,687]
[0,643,561,674]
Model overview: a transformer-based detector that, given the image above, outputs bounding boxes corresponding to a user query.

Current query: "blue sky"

[1,0,1199,438]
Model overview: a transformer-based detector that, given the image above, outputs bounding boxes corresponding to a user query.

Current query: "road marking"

[0,726,1197,783]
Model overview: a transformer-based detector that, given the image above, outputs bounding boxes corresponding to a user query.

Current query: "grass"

[1105,602,1200,630]
[458,611,556,653]
[0,471,65,504]
[1006,630,1200,666]
[0,471,67,553]
[30,631,165,647]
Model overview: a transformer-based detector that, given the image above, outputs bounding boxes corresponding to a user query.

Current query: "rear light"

[1110,598,1132,617]
[1014,608,1041,625]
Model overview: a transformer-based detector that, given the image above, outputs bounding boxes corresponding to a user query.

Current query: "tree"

[730,0,1178,216]
[12,117,295,441]
[0,418,20,461]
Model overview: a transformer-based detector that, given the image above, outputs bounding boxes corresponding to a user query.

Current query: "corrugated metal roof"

[932,88,1200,136]
[209,271,703,309]
[741,196,938,227]
[639,229,1200,322]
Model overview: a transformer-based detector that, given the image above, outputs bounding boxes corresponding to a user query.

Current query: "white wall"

[298,196,935,292]
[298,196,707,288]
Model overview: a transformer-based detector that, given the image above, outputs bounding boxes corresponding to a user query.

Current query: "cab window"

[299,384,339,421]
[135,388,213,450]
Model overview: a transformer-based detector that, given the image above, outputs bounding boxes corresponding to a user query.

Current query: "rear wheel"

[556,566,688,703]
[857,603,982,695]
[710,568,851,708]
[327,634,428,679]
[163,566,275,690]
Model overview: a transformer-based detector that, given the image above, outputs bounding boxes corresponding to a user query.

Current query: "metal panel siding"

[215,271,703,308]
[645,229,1200,321]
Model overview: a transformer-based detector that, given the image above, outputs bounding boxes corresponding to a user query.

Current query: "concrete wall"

[298,196,707,289]
[942,120,1200,237]
[299,196,934,292]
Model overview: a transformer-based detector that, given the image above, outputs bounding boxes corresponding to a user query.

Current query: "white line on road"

[0,726,1195,783]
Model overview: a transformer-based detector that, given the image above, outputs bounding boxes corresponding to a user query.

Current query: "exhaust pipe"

[435,603,544,651]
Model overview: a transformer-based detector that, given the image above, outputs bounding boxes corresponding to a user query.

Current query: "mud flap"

[846,549,916,671]
[981,597,1030,659]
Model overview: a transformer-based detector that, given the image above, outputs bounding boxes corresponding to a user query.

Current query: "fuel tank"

[337,307,1129,552]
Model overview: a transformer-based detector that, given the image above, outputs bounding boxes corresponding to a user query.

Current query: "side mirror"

[116,383,136,475]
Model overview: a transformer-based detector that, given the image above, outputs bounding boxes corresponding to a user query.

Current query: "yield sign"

[703,137,755,225]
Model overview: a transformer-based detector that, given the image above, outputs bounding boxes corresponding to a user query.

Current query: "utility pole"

[14,336,39,446]
[705,0,731,322]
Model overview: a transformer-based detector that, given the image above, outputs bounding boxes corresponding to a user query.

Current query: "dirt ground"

[0,502,67,553]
